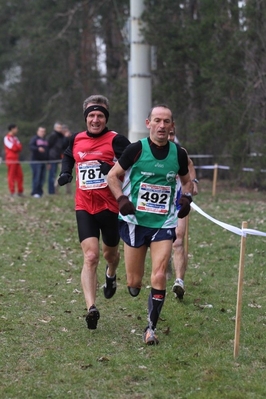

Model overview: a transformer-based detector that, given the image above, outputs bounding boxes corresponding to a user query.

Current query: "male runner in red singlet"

[58,95,130,330]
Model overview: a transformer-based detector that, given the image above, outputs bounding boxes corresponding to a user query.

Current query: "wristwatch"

[192,178,199,184]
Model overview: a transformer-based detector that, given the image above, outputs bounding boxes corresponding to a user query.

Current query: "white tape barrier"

[1,159,266,173]
[0,159,61,165]
[194,164,266,173]
[191,202,266,238]
[194,165,216,170]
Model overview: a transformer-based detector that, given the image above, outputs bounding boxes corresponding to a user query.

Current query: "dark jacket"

[48,130,65,160]
[29,135,49,161]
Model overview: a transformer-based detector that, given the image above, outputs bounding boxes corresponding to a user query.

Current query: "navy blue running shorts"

[119,220,176,248]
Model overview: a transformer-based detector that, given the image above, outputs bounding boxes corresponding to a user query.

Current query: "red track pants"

[6,162,24,194]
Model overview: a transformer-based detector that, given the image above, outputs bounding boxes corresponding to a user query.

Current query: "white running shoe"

[172,279,185,300]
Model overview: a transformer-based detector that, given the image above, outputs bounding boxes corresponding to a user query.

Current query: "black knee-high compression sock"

[147,287,166,330]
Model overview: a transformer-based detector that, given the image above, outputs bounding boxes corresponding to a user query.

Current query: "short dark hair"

[83,95,109,112]
[147,104,174,121]
[8,124,17,131]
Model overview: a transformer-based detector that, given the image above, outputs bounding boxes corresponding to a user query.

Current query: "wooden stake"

[212,163,218,197]
[234,221,248,359]
[184,214,189,254]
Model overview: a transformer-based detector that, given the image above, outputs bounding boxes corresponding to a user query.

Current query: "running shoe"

[103,266,117,299]
[143,327,159,345]
[172,278,185,300]
[85,305,100,330]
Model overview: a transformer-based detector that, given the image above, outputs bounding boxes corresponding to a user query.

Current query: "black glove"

[98,161,113,175]
[117,195,136,216]
[58,172,73,186]
[178,194,192,219]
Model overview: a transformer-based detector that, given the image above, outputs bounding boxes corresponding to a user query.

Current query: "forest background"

[0,0,266,187]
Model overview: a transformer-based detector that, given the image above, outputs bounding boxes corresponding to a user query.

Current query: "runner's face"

[146,107,173,146]
[168,131,175,142]
[85,103,107,134]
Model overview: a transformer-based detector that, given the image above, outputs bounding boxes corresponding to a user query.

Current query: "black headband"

[84,105,109,122]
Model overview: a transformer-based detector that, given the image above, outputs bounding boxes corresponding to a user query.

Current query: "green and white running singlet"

[120,138,180,228]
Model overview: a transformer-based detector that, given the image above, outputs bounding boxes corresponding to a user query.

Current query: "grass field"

[1,163,266,398]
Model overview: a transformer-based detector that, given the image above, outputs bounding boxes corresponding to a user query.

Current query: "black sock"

[147,288,166,330]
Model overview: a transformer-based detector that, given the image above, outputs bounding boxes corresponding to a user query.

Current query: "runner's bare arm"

[107,162,126,200]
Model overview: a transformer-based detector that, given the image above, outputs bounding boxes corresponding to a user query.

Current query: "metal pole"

[128,0,152,143]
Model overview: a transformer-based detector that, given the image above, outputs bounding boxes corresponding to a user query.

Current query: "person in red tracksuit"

[3,124,24,196]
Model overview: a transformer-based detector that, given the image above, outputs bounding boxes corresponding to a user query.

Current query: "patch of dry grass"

[1,164,266,398]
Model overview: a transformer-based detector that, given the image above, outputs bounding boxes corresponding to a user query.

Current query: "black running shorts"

[76,209,120,246]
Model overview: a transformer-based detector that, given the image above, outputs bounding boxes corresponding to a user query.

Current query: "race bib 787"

[77,161,107,190]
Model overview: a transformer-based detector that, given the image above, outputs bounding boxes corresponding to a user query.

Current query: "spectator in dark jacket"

[47,122,64,194]
[29,126,49,198]
[54,124,73,195]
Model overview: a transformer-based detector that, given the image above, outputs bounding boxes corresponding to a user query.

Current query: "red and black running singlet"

[73,130,119,214]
